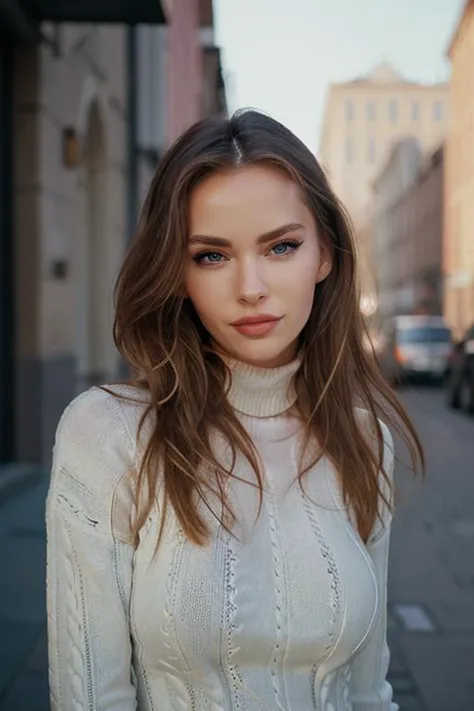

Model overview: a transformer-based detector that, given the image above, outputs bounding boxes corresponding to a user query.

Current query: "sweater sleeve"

[349,420,399,711]
[46,387,138,711]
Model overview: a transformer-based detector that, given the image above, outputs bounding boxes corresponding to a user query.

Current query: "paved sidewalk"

[0,473,49,711]
[385,387,474,711]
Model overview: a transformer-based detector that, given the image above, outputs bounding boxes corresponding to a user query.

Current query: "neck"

[221,354,302,418]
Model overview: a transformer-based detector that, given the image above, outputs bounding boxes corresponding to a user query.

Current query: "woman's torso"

[128,412,379,711]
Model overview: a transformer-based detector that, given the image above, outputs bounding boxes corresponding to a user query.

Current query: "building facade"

[0,0,224,466]
[319,62,449,305]
[166,0,203,144]
[373,140,444,320]
[200,0,227,121]
[444,0,474,336]
[319,62,448,224]
[136,0,227,208]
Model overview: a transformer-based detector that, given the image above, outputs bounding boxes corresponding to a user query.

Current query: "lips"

[230,315,282,338]
[231,315,281,327]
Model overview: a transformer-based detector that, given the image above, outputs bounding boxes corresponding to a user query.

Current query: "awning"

[33,0,167,24]
[0,0,41,40]
[1,0,167,38]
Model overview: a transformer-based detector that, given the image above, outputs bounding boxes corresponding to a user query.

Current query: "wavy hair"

[111,109,424,547]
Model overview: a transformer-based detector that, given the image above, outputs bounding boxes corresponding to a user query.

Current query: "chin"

[230,338,298,368]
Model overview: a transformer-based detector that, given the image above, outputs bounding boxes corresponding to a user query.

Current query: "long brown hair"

[112,109,424,547]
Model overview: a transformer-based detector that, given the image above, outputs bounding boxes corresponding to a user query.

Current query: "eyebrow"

[188,222,305,248]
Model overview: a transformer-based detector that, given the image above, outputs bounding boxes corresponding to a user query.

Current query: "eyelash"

[192,238,303,266]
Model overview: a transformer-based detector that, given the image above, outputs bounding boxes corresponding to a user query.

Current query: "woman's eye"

[193,251,225,265]
[193,240,302,265]
[270,240,302,256]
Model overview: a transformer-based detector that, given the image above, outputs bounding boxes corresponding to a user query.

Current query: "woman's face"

[184,163,331,368]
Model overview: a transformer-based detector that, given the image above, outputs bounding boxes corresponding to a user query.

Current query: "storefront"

[0,0,166,464]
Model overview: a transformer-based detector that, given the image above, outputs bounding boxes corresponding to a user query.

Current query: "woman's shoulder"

[50,385,153,543]
[53,384,151,489]
[57,384,150,438]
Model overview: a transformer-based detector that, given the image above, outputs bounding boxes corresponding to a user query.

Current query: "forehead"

[188,164,312,235]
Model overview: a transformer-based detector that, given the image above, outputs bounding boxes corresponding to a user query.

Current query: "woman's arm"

[349,419,399,711]
[46,389,138,710]
[349,526,398,711]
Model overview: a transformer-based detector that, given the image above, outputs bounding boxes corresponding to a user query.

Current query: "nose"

[236,257,269,305]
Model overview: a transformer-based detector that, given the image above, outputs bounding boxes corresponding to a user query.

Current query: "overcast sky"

[214,0,465,153]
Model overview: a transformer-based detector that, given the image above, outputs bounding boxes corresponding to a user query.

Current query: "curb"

[0,464,47,508]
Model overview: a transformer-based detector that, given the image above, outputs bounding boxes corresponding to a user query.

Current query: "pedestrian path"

[385,387,474,711]
[0,474,49,711]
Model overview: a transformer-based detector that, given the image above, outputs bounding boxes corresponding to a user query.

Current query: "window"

[345,100,354,121]
[433,101,443,121]
[389,100,398,122]
[346,137,353,163]
[366,101,376,121]
[397,327,451,345]
[411,102,419,121]
[368,137,375,164]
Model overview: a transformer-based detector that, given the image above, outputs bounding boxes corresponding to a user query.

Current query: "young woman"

[46,109,423,711]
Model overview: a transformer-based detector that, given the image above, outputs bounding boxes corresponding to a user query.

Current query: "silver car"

[379,315,452,385]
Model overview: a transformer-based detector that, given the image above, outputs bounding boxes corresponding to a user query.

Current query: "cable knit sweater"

[46,356,398,711]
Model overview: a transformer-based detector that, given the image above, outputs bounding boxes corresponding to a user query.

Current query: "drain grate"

[452,519,474,537]
[392,603,436,632]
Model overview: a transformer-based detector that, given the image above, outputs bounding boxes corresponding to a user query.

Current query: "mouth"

[230,315,282,337]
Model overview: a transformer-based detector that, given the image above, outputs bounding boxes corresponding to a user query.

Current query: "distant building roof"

[350,61,406,85]
[334,61,445,89]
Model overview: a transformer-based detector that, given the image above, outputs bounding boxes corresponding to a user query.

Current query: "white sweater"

[46,356,398,711]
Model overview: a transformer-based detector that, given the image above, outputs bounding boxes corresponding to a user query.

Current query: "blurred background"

[0,0,473,709]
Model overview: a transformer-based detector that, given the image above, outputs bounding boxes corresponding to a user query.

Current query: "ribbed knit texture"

[223,354,300,417]
[46,356,398,711]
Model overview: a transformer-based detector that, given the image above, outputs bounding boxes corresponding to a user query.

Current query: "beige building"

[373,140,444,319]
[12,24,169,465]
[319,62,449,303]
[444,0,474,336]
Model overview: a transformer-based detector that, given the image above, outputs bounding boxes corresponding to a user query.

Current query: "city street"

[387,385,474,711]
[0,385,473,710]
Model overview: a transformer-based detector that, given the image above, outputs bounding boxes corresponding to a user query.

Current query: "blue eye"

[270,239,302,256]
[192,239,303,266]
[272,242,290,255]
[193,251,225,265]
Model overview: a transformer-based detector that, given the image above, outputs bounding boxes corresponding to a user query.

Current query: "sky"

[213,0,465,153]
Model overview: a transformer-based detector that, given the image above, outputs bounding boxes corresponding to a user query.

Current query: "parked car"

[446,324,474,414]
[378,315,452,386]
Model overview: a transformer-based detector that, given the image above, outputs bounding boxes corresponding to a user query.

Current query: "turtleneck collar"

[222,353,302,418]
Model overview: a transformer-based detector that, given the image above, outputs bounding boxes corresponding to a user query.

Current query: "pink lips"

[231,315,282,337]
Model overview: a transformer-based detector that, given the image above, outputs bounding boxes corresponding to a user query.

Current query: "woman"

[46,109,423,711]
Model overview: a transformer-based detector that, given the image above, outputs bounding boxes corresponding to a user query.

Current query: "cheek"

[282,251,321,323]
[184,270,225,324]
[284,249,321,296]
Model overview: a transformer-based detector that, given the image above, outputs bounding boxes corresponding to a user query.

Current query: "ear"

[314,238,333,284]
[316,252,333,284]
